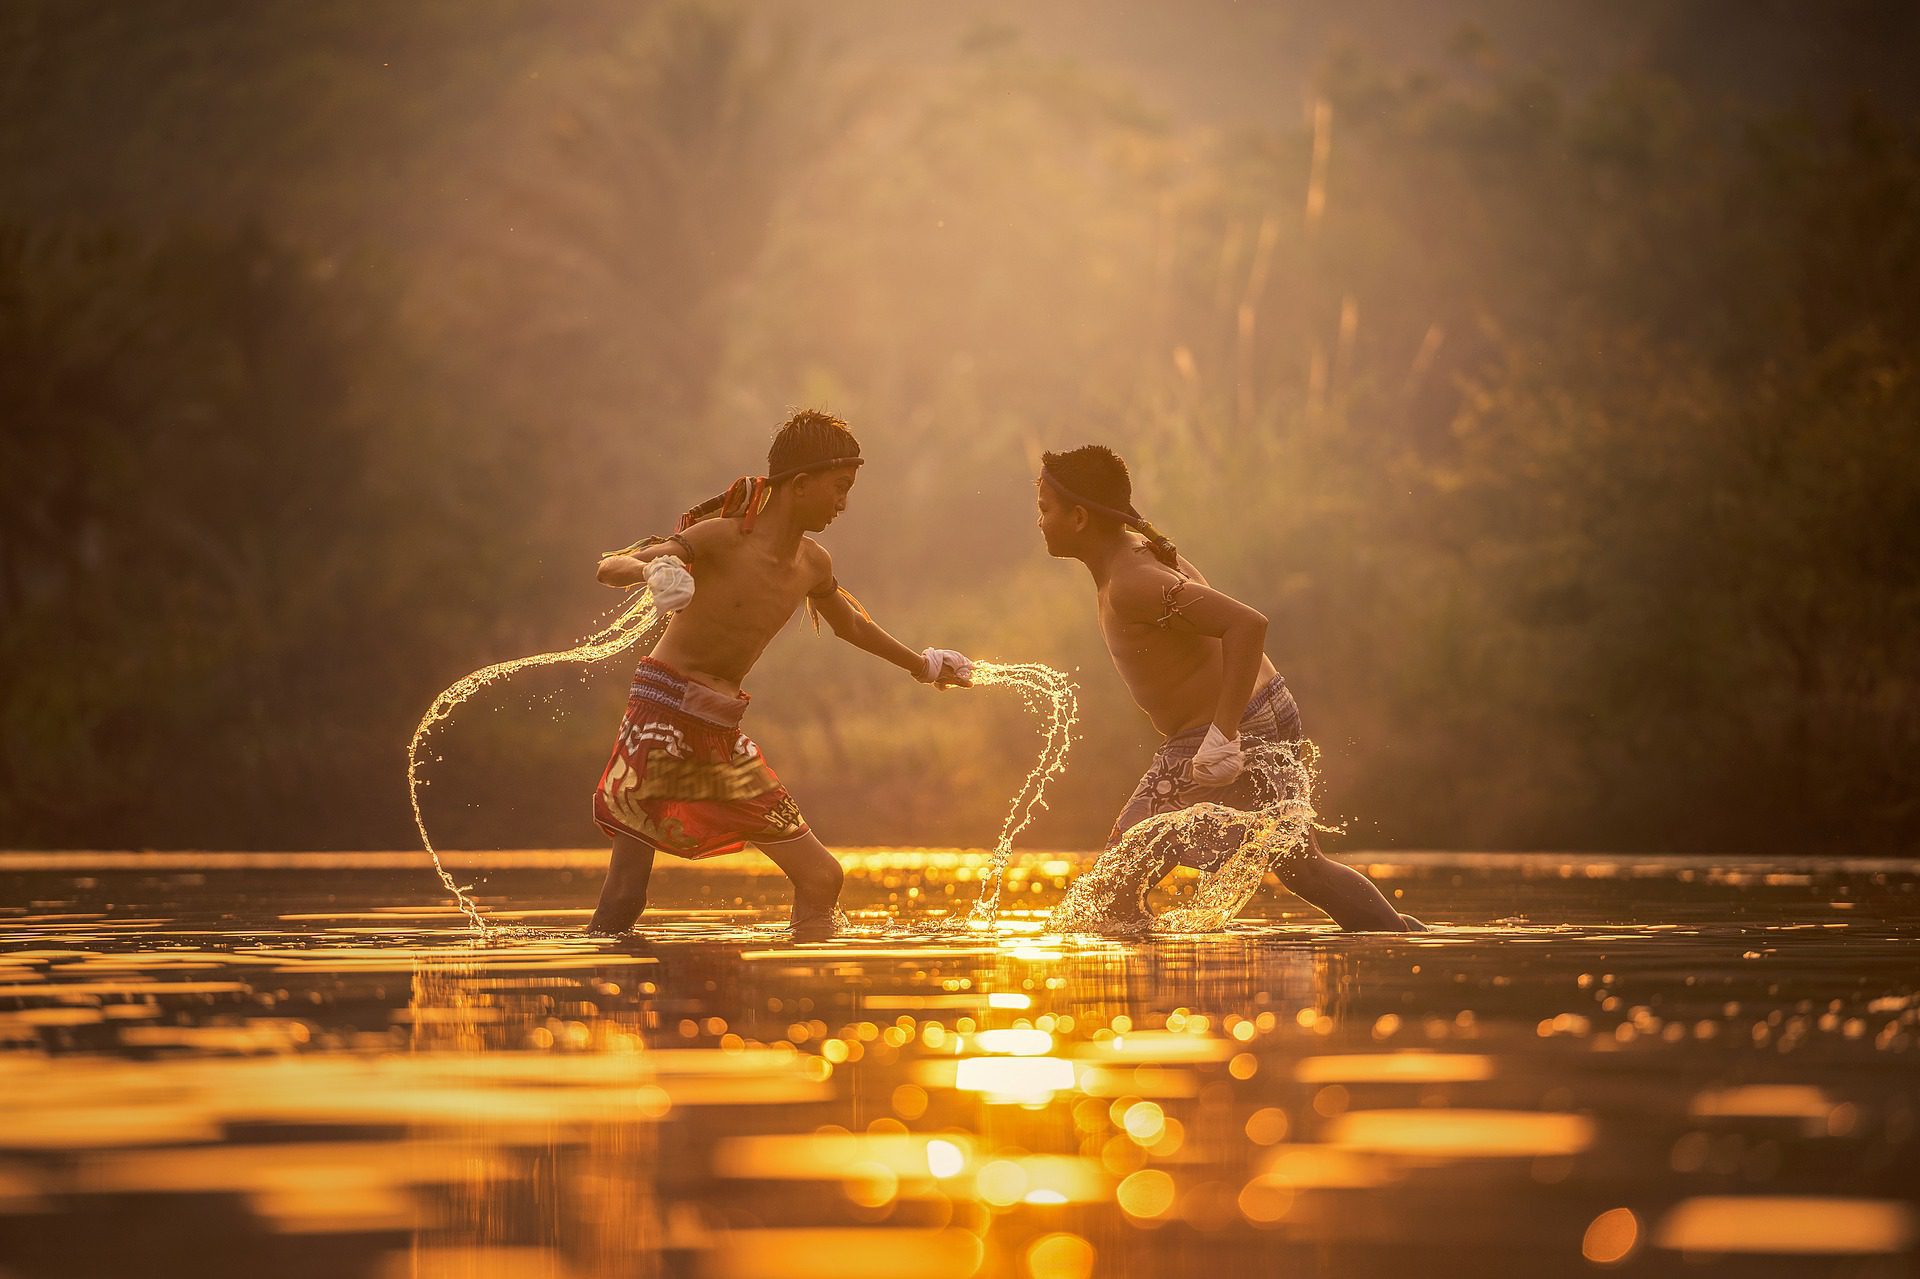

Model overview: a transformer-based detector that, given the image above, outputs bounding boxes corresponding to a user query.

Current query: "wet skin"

[1036,482,1416,932]
[599,467,858,697]
[591,466,946,937]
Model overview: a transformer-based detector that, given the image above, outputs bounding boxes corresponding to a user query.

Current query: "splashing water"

[962,662,1080,927]
[408,595,1078,938]
[407,589,662,934]
[1047,737,1327,935]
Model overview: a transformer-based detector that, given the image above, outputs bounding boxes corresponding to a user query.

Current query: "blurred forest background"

[3,0,1917,855]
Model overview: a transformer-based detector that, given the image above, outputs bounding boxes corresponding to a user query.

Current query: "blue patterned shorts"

[1107,675,1305,866]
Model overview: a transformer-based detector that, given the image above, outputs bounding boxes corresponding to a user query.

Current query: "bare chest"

[692,551,814,632]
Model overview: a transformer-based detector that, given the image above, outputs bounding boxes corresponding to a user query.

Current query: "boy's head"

[1036,444,1134,557]
[769,410,862,532]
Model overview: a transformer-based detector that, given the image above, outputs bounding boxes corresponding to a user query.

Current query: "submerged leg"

[1273,828,1419,932]
[1074,815,1240,932]
[757,829,846,939]
[588,833,657,934]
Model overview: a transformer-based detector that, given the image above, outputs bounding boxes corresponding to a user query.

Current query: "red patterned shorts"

[592,658,809,859]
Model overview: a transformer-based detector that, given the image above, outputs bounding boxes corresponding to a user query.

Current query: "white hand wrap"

[643,555,695,612]
[917,647,974,687]
[1190,724,1246,786]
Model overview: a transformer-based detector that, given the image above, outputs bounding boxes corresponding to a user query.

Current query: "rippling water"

[1,849,1915,1278]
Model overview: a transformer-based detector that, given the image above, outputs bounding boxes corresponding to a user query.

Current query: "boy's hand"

[1190,725,1245,786]
[916,648,974,688]
[643,556,695,612]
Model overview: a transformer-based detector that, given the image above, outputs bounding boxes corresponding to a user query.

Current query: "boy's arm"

[808,554,972,687]
[1110,564,1268,738]
[595,523,722,589]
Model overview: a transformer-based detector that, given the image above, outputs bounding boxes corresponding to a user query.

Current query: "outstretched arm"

[809,566,972,687]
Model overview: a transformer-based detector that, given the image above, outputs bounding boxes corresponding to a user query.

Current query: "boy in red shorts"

[589,411,972,938]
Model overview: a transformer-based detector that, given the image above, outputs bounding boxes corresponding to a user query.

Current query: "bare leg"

[756,829,846,939]
[1273,828,1418,931]
[587,834,656,934]
[1081,820,1247,931]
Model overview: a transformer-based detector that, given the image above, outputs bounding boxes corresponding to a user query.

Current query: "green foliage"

[3,5,1916,852]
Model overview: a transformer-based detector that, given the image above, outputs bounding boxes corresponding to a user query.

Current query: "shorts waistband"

[630,656,750,729]
[1162,674,1288,748]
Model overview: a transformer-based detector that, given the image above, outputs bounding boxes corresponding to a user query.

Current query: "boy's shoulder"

[1110,546,1184,593]
[794,533,840,595]
[1107,546,1214,621]
[678,516,747,558]
[799,534,833,578]
[1103,551,1177,618]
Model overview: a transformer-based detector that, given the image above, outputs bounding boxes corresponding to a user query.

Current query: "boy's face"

[1034,480,1085,557]
[794,465,858,532]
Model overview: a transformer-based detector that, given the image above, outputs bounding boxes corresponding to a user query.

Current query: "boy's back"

[1096,540,1280,738]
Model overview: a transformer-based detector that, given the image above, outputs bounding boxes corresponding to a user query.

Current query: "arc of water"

[408,594,1079,938]
[965,662,1079,925]
[1046,738,1325,935]
[407,589,661,935]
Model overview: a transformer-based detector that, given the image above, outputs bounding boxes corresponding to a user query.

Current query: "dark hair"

[768,409,862,481]
[1040,443,1179,567]
[1040,444,1133,514]
[674,411,863,531]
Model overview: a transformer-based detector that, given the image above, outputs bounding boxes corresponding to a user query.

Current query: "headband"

[765,455,864,484]
[1041,466,1179,567]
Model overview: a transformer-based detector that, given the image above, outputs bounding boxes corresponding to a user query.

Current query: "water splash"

[963,663,1080,927]
[1048,738,1324,935]
[408,596,1077,938]
[407,589,662,934]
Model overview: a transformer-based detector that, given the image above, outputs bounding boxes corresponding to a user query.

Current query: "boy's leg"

[1272,827,1422,932]
[756,829,846,936]
[588,833,657,934]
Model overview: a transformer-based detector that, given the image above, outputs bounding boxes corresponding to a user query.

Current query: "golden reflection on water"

[969,1028,1053,1055]
[711,1227,983,1279]
[0,852,1916,1276]
[1582,1206,1641,1265]
[1654,1196,1917,1255]
[948,1055,1078,1103]
[1292,1051,1494,1083]
[1255,1144,1400,1189]
[1321,1110,1595,1159]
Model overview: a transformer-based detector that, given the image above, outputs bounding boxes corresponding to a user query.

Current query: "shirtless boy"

[588,411,972,938]
[1035,445,1420,932]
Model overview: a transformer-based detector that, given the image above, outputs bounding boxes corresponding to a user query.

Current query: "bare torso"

[1098,543,1278,737]
[647,520,829,696]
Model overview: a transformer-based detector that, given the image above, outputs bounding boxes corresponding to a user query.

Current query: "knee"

[1273,848,1332,890]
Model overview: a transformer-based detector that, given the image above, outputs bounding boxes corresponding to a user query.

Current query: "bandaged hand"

[643,555,695,612]
[1190,725,1245,786]
[916,647,974,688]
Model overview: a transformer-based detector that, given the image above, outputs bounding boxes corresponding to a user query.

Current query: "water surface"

[1,850,1915,1278]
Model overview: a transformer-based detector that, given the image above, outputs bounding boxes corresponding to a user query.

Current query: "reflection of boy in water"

[588,411,973,938]
[1035,445,1421,932]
